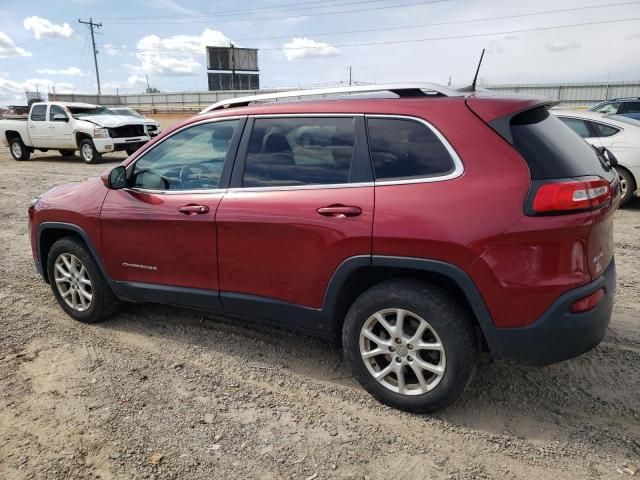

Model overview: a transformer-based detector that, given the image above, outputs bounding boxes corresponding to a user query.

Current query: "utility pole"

[230,43,236,90]
[79,18,102,95]
[348,65,352,86]
[145,74,151,93]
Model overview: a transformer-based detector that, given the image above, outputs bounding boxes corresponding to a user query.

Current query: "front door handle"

[178,204,210,215]
[316,205,362,218]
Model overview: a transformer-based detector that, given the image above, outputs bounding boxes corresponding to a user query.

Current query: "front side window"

[242,117,355,187]
[366,117,455,180]
[131,120,238,190]
[30,105,46,121]
[49,105,68,121]
[558,117,591,138]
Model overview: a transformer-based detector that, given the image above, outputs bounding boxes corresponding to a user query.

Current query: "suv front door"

[100,117,245,305]
[216,115,374,332]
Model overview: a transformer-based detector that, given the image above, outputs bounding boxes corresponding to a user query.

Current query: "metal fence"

[485,81,640,108]
[49,81,640,112]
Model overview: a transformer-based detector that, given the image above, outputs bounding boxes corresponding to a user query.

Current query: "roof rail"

[199,83,462,114]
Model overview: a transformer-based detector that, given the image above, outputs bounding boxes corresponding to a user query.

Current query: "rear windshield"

[511,107,612,179]
[68,106,113,117]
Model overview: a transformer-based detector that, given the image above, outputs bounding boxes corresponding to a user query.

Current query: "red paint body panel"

[100,189,222,290]
[217,187,374,308]
[28,93,618,342]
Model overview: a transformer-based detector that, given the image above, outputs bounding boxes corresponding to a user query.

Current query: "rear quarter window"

[511,107,613,180]
[30,105,46,121]
[366,117,455,181]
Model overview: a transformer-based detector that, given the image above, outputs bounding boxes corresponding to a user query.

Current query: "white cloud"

[128,75,147,87]
[130,28,231,76]
[36,67,87,77]
[546,40,581,52]
[0,31,31,58]
[23,16,74,39]
[103,43,127,56]
[0,77,75,104]
[282,37,339,61]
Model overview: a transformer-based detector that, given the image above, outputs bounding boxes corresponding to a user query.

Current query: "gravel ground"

[1,118,639,479]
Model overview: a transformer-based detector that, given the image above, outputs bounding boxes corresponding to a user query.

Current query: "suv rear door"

[216,115,374,331]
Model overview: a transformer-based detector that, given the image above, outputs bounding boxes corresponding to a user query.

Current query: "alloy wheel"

[618,171,628,197]
[81,144,94,162]
[11,142,22,158]
[359,308,446,396]
[54,253,93,312]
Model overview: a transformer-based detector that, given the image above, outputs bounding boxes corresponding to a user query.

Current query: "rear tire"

[616,167,636,206]
[342,278,478,413]
[9,137,30,161]
[79,139,102,164]
[59,149,75,157]
[47,237,119,323]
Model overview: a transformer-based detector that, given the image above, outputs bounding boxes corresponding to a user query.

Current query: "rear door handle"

[178,204,210,215]
[316,205,362,217]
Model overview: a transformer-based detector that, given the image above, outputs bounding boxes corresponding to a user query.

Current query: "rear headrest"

[264,133,292,154]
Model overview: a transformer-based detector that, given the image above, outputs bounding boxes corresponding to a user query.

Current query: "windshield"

[590,102,619,114]
[112,108,145,119]
[68,106,114,117]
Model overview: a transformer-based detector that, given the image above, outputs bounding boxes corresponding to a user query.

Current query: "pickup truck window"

[30,105,47,121]
[132,120,239,191]
[49,105,68,121]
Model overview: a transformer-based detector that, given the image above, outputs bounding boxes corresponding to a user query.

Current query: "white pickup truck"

[0,102,150,163]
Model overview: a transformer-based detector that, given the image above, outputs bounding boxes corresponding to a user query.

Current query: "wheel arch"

[37,222,110,285]
[75,131,92,147]
[5,130,23,144]
[325,256,496,351]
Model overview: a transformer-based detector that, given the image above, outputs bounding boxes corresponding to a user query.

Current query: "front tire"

[342,279,478,413]
[125,145,140,156]
[616,167,636,206]
[47,237,119,323]
[79,139,102,164]
[9,138,30,161]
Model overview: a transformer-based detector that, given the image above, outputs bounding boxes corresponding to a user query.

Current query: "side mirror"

[108,166,128,190]
[53,113,68,122]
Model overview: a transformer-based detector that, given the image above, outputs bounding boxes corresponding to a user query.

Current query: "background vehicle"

[0,102,149,163]
[109,107,162,137]
[589,97,640,118]
[28,84,619,413]
[553,109,640,204]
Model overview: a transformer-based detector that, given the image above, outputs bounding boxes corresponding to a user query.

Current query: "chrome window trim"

[366,114,464,185]
[126,115,244,194]
[128,113,464,195]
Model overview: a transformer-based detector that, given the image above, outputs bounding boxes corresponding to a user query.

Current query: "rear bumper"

[486,259,616,366]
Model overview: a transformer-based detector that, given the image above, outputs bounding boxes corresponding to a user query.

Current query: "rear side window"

[242,117,355,187]
[558,117,590,138]
[619,101,640,114]
[366,118,454,180]
[30,105,46,121]
[590,122,619,137]
[511,107,610,179]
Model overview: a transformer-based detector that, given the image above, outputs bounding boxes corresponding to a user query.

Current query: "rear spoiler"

[465,94,557,144]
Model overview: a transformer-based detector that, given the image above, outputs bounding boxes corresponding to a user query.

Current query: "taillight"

[532,178,611,214]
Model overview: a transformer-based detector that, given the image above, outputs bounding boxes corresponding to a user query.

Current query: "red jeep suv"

[28,84,619,412]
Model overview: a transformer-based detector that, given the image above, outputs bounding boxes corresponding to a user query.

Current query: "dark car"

[28,84,619,412]
[590,97,640,119]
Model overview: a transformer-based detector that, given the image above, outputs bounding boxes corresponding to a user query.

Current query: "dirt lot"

[1,117,639,479]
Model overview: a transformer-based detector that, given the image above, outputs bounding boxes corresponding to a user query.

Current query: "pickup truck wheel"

[47,237,119,323]
[59,149,75,157]
[79,139,102,164]
[125,145,140,156]
[10,138,30,161]
[342,279,478,413]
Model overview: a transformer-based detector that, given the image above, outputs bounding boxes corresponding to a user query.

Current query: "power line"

[111,0,450,24]
[95,0,640,51]
[78,18,102,95]
[104,0,401,20]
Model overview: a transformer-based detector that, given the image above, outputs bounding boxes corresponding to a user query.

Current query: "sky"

[1,0,640,105]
